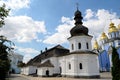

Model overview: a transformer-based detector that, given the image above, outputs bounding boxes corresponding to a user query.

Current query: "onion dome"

[93,40,99,50]
[70,9,88,37]
[100,32,108,40]
[108,22,118,33]
[117,24,120,30]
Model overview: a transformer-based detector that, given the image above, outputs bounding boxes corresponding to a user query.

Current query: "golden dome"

[93,40,99,50]
[118,24,120,30]
[100,32,108,40]
[108,22,118,33]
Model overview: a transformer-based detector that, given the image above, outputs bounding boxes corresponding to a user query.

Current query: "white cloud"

[15,46,40,63]
[0,0,30,10]
[0,16,46,42]
[23,54,32,63]
[84,9,94,20]
[17,47,39,54]
[43,9,120,45]
[43,16,74,45]
[84,9,119,39]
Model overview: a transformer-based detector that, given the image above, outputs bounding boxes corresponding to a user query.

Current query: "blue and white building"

[93,22,120,72]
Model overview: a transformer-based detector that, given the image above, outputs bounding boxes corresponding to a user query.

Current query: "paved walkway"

[7,74,29,80]
[9,72,112,80]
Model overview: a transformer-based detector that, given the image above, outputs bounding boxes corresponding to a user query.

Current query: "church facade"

[93,21,120,72]
[21,9,100,78]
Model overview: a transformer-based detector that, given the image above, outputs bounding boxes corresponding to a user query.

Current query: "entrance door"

[59,67,62,75]
[46,70,49,77]
[35,69,37,74]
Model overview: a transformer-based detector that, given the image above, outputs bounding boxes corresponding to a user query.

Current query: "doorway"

[46,70,49,77]
[59,67,62,75]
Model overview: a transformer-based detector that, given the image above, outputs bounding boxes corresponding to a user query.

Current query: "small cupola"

[100,32,108,46]
[93,40,99,50]
[108,22,118,33]
[100,32,108,40]
[108,22,119,38]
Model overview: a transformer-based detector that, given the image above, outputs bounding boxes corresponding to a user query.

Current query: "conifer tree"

[111,47,120,80]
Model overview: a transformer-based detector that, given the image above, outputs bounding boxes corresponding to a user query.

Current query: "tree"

[17,61,26,68]
[0,4,10,27]
[0,3,10,80]
[111,47,120,80]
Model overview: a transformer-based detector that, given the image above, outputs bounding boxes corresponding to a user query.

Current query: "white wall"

[37,67,53,76]
[41,57,61,75]
[21,66,37,75]
[29,66,37,74]
[68,36,92,52]
[59,53,100,77]
[50,57,60,74]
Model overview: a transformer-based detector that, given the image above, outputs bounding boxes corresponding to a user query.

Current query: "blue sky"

[0,0,120,63]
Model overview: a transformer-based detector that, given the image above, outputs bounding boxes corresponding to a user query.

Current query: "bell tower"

[68,8,93,52]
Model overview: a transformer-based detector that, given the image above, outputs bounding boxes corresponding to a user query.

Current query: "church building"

[93,21,120,72]
[21,8,100,78]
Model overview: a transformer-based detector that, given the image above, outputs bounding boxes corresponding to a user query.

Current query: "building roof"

[37,60,54,67]
[26,45,69,66]
[70,9,90,37]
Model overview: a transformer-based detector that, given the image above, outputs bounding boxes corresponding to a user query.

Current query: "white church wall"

[59,56,66,76]
[29,66,37,74]
[68,36,92,52]
[50,57,60,74]
[59,54,75,76]
[37,67,53,76]
[59,53,99,77]
[37,68,43,76]
[41,57,60,75]
[23,67,29,75]
[21,66,37,75]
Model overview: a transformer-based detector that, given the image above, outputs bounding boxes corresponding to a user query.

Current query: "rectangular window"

[86,43,89,49]
[78,43,81,49]
[72,44,74,50]
[69,63,71,69]
[79,63,82,69]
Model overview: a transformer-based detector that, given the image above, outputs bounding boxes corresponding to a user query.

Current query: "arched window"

[86,42,89,49]
[72,44,74,50]
[78,43,81,49]
[69,63,71,70]
[79,63,82,69]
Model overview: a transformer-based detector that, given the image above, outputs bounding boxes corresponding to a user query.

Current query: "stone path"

[7,74,29,80]
[9,72,112,80]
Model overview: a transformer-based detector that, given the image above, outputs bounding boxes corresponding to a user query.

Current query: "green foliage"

[0,3,11,79]
[0,4,10,27]
[17,61,26,67]
[111,47,120,80]
[0,41,10,79]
